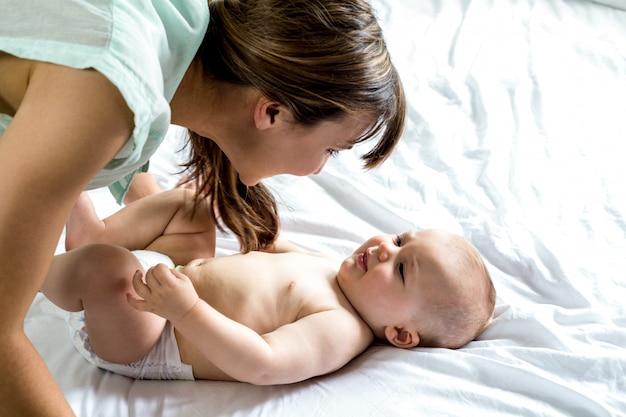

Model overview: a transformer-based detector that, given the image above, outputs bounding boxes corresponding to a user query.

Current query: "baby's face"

[337,230,452,336]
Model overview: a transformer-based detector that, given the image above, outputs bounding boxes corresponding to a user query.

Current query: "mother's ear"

[384,325,419,349]
[254,96,281,130]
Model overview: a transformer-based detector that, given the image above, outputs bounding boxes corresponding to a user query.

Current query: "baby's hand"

[127,263,199,322]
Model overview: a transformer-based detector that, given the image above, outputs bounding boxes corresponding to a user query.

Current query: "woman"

[0,0,405,414]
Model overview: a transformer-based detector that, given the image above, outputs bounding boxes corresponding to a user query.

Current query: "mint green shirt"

[0,0,209,202]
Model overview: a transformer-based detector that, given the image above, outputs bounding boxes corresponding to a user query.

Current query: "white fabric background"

[27,0,626,415]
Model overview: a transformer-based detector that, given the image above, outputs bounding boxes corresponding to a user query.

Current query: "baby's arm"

[128,265,374,385]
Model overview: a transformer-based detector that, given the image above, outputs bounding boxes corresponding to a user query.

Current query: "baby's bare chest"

[190,253,343,334]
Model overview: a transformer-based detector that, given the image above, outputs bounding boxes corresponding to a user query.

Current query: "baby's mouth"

[358,252,368,272]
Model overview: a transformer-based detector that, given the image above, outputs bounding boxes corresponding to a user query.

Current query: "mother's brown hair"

[185,0,406,252]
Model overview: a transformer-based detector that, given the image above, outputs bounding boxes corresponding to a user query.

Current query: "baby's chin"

[337,255,357,280]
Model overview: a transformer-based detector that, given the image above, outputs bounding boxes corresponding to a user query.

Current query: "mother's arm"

[0,61,134,416]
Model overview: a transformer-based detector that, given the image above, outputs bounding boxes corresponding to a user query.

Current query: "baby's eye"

[394,234,403,246]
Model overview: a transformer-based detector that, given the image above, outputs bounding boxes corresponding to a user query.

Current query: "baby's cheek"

[370,235,389,247]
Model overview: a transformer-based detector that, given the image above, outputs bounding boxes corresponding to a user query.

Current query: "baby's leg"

[65,188,215,263]
[66,189,185,251]
[134,188,216,264]
[122,172,163,206]
[64,191,104,251]
[42,244,167,363]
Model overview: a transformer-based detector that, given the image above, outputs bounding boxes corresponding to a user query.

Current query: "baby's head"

[337,229,495,349]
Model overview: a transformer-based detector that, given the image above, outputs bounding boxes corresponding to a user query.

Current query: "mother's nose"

[312,154,331,175]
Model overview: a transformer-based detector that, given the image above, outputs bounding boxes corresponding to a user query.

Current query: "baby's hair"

[417,235,496,349]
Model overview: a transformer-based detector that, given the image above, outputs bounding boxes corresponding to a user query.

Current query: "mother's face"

[225,108,375,186]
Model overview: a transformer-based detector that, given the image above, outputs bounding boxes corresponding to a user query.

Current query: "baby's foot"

[65,192,104,251]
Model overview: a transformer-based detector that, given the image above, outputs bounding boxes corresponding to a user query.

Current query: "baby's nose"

[376,243,392,262]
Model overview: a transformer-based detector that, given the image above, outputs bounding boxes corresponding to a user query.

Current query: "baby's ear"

[384,325,419,349]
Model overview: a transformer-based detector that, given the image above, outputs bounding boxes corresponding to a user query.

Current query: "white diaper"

[67,250,194,380]
[132,249,175,271]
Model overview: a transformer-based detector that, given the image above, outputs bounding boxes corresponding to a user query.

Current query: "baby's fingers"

[131,270,150,298]
[129,271,151,312]
[127,293,148,312]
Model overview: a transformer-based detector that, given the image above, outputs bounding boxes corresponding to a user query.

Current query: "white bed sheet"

[26,0,626,416]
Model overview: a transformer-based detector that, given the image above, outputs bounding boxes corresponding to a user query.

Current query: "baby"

[42,191,495,384]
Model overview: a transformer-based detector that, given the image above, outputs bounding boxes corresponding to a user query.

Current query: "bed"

[25,0,626,415]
